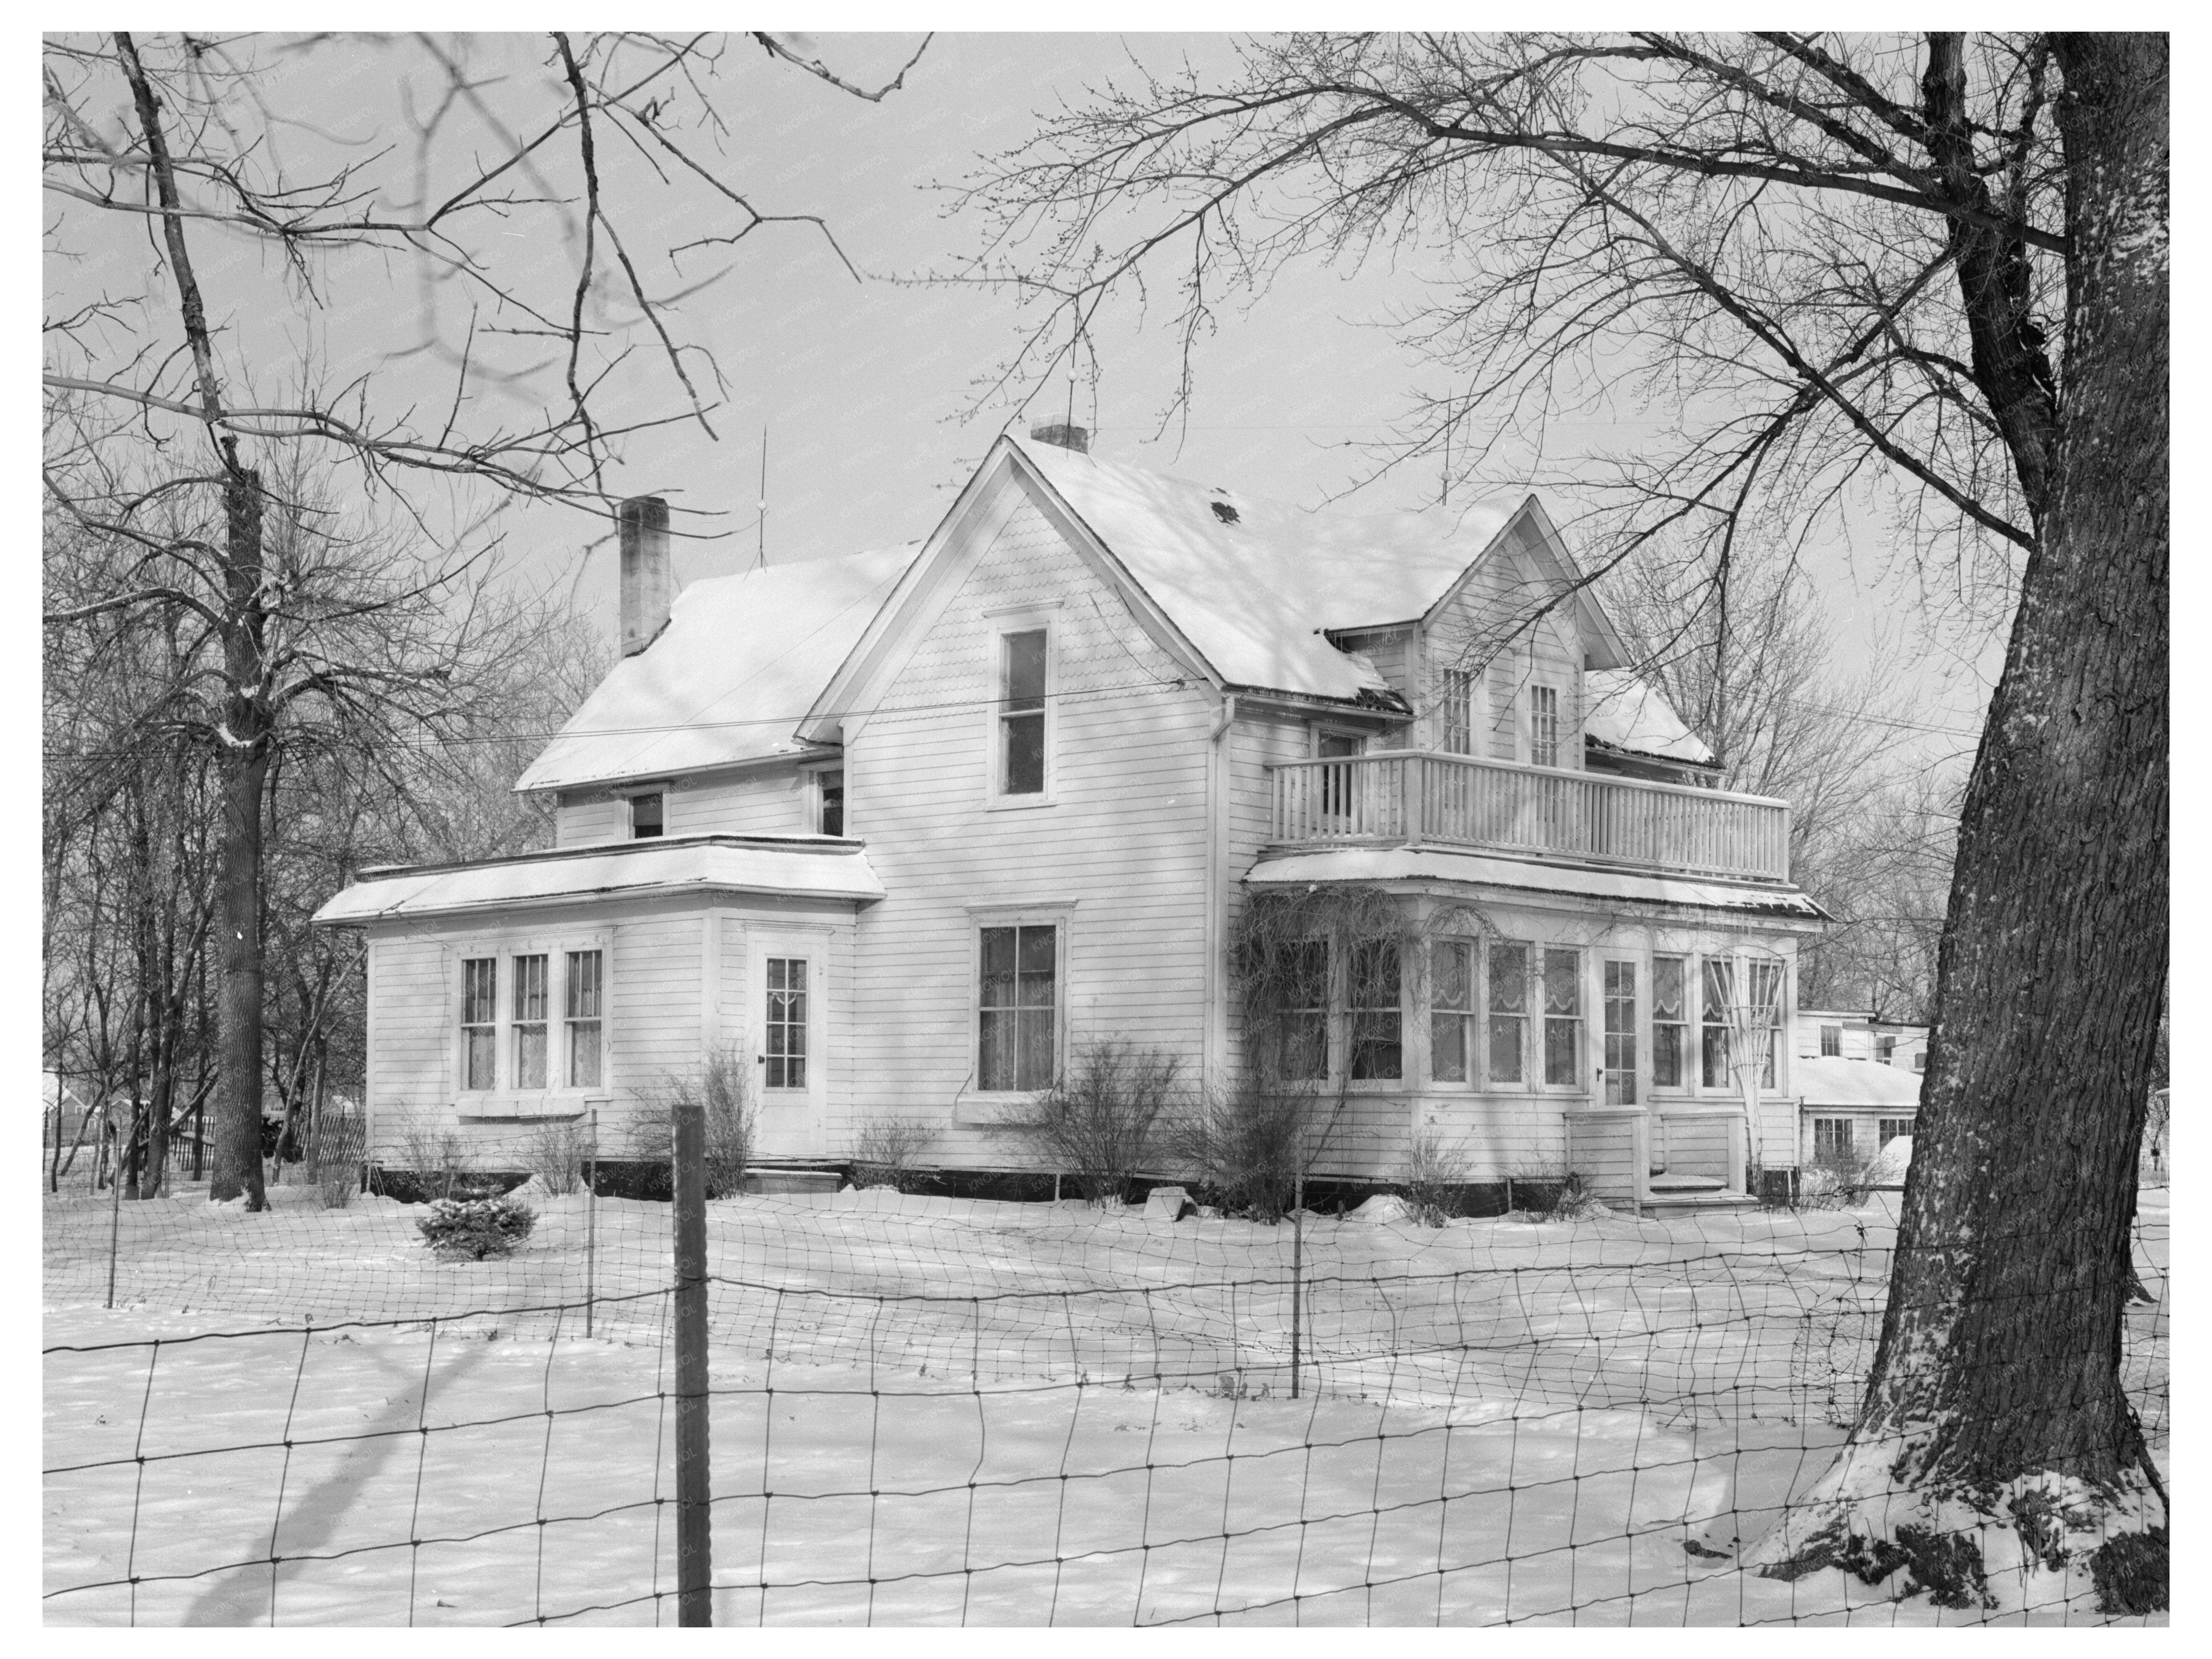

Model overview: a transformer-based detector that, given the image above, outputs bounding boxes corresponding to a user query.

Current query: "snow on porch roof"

[311,835,885,925]
[1791,1056,1924,1108]
[515,543,923,794]
[1015,435,1522,701]
[1582,669,1716,766]
[1245,846,1828,920]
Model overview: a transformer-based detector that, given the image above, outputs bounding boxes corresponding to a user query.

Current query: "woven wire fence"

[43,1168,2170,1626]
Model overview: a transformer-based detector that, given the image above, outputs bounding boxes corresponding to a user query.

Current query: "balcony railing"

[1267,750,1791,882]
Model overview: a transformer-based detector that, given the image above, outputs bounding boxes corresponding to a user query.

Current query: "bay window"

[512,954,549,1089]
[1348,940,1402,1081]
[1702,959,1734,1089]
[1542,947,1582,1086]
[462,958,498,1091]
[1487,941,1527,1085]
[1280,939,1330,1081]
[1652,956,1689,1089]
[1429,940,1474,1083]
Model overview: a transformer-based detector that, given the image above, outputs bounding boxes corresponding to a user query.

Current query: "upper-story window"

[1820,1024,1842,1057]
[999,628,1048,796]
[1530,685,1561,768]
[816,769,845,837]
[630,792,663,839]
[1441,669,1475,754]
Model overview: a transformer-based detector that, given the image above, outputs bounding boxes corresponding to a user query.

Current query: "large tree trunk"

[1746,34,2168,1616]
[209,465,271,1210]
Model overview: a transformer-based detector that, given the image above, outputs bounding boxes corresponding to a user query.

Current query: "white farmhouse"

[315,428,1830,1210]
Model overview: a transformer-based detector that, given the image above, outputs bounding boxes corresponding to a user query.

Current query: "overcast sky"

[44,31,2003,770]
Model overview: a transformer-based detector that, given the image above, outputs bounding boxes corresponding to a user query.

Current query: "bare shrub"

[1399,1129,1472,1227]
[399,1125,475,1202]
[1506,1155,1603,1220]
[1164,1075,1328,1223]
[1009,1039,1182,1207]
[629,1046,754,1198]
[525,1119,594,1197]
[851,1114,935,1192]
[308,1112,367,1209]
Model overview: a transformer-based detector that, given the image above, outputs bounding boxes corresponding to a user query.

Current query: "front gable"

[798,439,1220,746]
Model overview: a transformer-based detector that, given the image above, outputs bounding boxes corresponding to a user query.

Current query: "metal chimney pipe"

[619,495,672,656]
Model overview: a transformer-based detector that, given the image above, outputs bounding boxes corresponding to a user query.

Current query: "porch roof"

[312,834,884,925]
[1245,845,1829,920]
[1791,1056,1924,1108]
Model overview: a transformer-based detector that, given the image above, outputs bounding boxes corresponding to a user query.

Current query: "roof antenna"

[756,425,768,570]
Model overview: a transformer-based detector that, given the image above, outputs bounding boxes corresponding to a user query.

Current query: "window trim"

[966,905,1073,1100]
[450,929,612,1108]
[987,616,1058,808]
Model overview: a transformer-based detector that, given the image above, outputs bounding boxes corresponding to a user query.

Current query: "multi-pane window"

[817,770,845,837]
[1878,1117,1914,1148]
[1602,960,1636,1105]
[1348,940,1402,1081]
[1814,1118,1856,1162]
[1441,670,1474,754]
[764,958,809,1089]
[1651,956,1688,1089]
[512,954,549,1089]
[1280,939,1331,1081]
[565,950,603,1089]
[979,925,1056,1090]
[1820,1024,1842,1057]
[1000,629,1048,795]
[462,958,498,1090]
[631,792,663,839]
[1702,960,1734,1089]
[1876,1034,1897,1066]
[1487,942,1528,1085]
[1749,961,1785,1088]
[1542,948,1582,1087]
[1429,940,1474,1083]
[1530,685,1561,768]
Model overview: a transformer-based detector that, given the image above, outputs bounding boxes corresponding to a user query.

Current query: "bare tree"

[950,32,2166,1602]
[43,31,927,1207]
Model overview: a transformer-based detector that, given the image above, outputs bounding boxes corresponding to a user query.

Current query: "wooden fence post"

[672,1096,713,1625]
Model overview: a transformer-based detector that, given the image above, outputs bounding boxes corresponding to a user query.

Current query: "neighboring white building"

[316,428,1830,1208]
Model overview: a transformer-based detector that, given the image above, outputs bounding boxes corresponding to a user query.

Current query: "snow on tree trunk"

[1745,35,2167,1616]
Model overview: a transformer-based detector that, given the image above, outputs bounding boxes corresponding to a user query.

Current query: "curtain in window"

[462,958,498,1090]
[980,925,1056,1090]
[1542,948,1581,1086]
[512,954,549,1089]
[765,958,808,1089]
[1651,956,1687,1088]
[565,950,603,1089]
[1701,960,1734,1088]
[1430,940,1472,1082]
[1487,942,1527,1084]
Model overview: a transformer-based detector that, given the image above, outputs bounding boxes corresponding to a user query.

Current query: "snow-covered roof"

[1015,436,1526,701]
[1245,847,1827,919]
[516,544,922,794]
[1791,1056,1924,1108]
[1582,669,1716,766]
[312,835,884,925]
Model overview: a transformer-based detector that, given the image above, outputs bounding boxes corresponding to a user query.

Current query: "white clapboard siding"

[554,794,626,847]
[844,492,1215,1171]
[668,769,809,838]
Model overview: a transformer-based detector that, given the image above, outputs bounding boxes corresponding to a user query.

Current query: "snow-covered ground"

[43,1184,2168,1626]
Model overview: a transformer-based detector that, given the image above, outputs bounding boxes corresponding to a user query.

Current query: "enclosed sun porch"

[1267,749,1791,885]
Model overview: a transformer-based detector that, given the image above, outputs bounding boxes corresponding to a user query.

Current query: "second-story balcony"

[1267,751,1792,883]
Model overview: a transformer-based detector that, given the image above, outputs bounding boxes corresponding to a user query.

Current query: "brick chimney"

[619,495,671,656]
[1028,421,1090,454]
